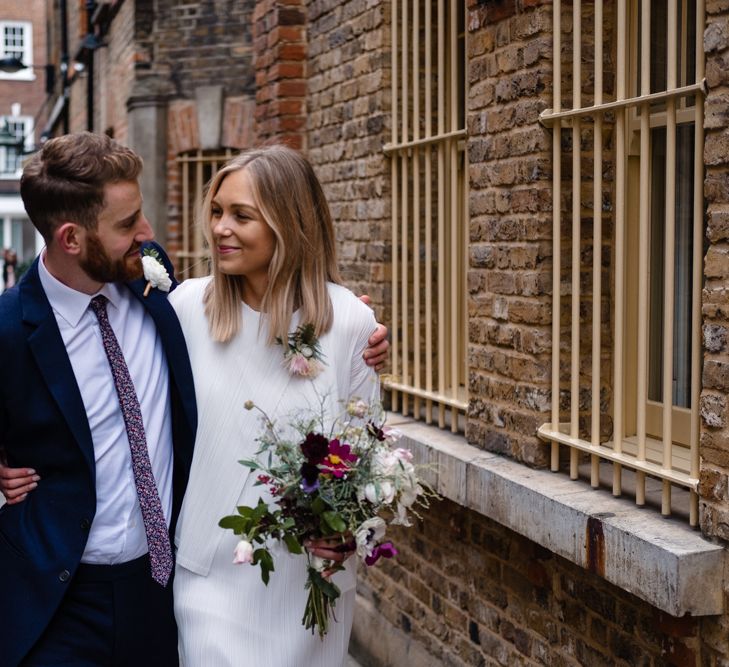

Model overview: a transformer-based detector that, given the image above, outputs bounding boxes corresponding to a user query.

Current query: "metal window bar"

[385,0,468,432]
[538,0,705,524]
[176,149,233,280]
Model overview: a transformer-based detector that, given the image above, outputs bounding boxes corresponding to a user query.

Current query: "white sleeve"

[346,299,380,405]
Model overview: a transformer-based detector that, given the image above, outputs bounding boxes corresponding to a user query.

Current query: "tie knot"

[89,294,109,318]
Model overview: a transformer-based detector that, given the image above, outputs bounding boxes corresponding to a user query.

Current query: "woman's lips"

[217,245,239,254]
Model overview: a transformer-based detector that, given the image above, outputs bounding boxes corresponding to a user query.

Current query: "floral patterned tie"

[89,295,173,586]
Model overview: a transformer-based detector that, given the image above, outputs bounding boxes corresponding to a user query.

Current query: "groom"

[0,132,388,666]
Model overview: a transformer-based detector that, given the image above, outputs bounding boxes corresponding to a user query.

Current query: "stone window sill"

[391,415,726,617]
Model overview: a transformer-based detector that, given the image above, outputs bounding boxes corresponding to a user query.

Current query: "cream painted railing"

[384,0,468,432]
[539,0,705,524]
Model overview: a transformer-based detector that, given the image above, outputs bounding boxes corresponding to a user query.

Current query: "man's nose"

[136,214,154,241]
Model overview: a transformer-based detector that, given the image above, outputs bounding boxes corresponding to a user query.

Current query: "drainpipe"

[86,1,96,132]
[60,0,69,133]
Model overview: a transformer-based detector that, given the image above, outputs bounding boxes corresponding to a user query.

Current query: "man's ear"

[54,223,84,255]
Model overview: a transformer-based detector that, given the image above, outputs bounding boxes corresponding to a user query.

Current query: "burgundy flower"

[364,541,398,566]
[300,432,329,464]
[367,422,386,441]
[300,462,320,493]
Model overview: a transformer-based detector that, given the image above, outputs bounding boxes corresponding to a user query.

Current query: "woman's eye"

[211,208,222,218]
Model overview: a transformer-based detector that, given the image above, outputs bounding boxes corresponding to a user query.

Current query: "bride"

[169,145,380,666]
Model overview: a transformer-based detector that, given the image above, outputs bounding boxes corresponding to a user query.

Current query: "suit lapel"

[20,260,96,477]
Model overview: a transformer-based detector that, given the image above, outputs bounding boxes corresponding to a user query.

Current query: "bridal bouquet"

[219,397,432,639]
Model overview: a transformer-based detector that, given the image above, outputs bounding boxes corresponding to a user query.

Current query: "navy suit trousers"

[20,555,178,667]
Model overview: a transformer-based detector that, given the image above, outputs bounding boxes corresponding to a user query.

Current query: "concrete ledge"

[390,415,726,617]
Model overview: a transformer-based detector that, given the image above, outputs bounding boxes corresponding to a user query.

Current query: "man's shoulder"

[0,286,25,338]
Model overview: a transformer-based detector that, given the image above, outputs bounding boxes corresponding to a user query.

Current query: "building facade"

[45,1,729,664]
[0,0,48,286]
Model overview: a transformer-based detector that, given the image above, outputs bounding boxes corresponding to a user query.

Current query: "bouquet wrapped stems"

[302,560,342,639]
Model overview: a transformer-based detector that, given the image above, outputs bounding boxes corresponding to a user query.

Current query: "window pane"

[673,124,695,408]
[647,125,695,408]
[637,1,696,108]
[648,128,666,401]
[649,0,667,94]
[3,25,25,59]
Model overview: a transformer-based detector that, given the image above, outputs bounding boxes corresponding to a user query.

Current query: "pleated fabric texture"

[169,278,379,666]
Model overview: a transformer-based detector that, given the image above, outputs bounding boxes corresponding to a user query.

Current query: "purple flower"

[300,432,329,464]
[364,541,398,566]
[300,462,320,493]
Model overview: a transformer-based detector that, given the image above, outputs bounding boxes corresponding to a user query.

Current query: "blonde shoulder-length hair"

[202,145,342,344]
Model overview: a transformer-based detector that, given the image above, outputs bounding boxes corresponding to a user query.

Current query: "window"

[385,1,468,433]
[0,21,34,81]
[0,116,33,177]
[176,149,233,280]
[538,1,705,524]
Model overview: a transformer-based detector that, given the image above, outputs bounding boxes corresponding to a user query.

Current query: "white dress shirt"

[39,253,174,564]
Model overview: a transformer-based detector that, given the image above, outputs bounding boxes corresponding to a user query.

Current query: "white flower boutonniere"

[276,323,325,378]
[141,248,172,297]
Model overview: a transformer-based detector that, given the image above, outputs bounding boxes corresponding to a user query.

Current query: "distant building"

[0,0,48,287]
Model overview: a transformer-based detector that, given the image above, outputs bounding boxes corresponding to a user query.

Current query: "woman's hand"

[0,465,39,504]
[304,533,356,565]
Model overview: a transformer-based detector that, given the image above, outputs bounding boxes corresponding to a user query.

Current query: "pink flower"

[233,539,254,564]
[286,353,322,378]
[288,353,311,376]
[323,439,358,478]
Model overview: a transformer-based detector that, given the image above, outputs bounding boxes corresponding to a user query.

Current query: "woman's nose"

[213,216,232,236]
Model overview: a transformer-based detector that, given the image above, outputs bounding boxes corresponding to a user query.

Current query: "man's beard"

[79,231,144,283]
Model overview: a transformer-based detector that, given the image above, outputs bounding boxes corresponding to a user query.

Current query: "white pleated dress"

[169,278,379,667]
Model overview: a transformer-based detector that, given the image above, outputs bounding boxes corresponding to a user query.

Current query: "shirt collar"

[38,251,126,328]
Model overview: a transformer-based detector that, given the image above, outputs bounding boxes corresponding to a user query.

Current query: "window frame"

[623,0,700,450]
[0,21,35,82]
[0,115,33,178]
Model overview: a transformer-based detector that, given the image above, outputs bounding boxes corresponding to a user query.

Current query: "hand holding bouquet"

[219,397,432,639]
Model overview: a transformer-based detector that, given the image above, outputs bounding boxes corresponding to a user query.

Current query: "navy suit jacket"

[0,243,197,667]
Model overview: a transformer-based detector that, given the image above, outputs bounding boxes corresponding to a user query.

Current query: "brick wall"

[63,0,87,133]
[253,0,307,149]
[358,497,714,667]
[699,1,729,543]
[96,0,136,141]
[466,1,555,465]
[349,2,729,666]
[149,0,254,101]
[305,0,390,302]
